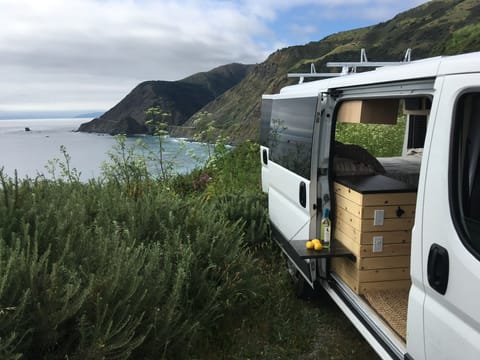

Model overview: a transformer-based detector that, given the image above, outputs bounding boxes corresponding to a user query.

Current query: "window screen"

[451,92,480,256]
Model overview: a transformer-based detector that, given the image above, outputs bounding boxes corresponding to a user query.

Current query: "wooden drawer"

[332,175,416,294]
[331,257,411,294]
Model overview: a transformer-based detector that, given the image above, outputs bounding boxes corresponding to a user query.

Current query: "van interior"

[330,96,431,343]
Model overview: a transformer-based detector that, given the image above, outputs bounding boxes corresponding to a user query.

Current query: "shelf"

[290,240,355,260]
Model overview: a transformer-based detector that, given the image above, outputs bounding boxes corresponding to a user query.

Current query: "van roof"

[264,51,480,99]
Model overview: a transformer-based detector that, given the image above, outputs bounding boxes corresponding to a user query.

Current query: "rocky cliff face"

[78,63,253,135]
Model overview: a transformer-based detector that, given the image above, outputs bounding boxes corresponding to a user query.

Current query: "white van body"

[260,52,480,360]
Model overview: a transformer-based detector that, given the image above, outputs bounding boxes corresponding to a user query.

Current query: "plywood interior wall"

[337,99,399,124]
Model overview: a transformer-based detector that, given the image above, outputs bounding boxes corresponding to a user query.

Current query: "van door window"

[260,98,273,147]
[451,92,480,257]
[268,97,317,179]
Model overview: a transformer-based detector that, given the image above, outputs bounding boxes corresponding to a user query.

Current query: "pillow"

[333,141,385,176]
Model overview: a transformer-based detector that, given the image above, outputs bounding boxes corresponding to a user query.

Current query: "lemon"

[312,239,321,245]
[306,241,314,249]
[314,242,323,251]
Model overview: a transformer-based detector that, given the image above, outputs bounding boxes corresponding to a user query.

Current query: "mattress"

[378,153,422,187]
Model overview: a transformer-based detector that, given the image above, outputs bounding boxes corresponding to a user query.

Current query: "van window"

[451,92,480,257]
[267,97,317,179]
[260,98,273,147]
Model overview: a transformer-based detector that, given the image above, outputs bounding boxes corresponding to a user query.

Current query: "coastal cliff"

[78,63,253,135]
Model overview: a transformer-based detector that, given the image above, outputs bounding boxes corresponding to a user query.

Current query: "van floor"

[362,288,409,341]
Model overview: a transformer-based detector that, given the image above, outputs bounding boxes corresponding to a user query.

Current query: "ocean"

[0,118,210,181]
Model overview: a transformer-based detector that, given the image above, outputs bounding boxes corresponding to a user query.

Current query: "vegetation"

[443,23,480,55]
[0,131,377,359]
[336,117,406,157]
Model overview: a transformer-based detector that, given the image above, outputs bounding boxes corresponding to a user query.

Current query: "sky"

[0,0,429,117]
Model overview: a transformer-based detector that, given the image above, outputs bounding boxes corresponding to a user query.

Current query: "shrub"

[0,163,266,358]
[335,117,406,157]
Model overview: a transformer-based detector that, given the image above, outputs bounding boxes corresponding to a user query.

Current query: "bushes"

[335,117,406,157]
[0,140,268,359]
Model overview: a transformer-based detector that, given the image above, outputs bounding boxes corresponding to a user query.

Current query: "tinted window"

[451,92,480,257]
[268,97,317,179]
[260,98,272,146]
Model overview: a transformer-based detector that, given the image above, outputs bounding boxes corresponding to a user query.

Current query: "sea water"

[0,118,210,181]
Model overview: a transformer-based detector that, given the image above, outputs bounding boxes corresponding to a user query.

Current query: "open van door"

[261,95,319,285]
[260,99,272,193]
[408,74,480,359]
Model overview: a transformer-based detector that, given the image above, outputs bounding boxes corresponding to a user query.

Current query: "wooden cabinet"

[331,175,416,294]
[336,99,399,124]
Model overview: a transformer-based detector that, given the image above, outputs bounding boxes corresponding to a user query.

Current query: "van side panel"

[420,74,480,360]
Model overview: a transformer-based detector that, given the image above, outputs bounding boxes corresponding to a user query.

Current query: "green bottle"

[320,208,331,248]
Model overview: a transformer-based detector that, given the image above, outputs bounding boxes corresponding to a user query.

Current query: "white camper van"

[260,51,480,360]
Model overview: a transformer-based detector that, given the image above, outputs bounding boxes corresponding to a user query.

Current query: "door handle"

[262,149,268,165]
[299,182,306,208]
[427,244,449,295]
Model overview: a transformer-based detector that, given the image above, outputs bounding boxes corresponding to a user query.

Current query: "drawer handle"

[396,206,405,217]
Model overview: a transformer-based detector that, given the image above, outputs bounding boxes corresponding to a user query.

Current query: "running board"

[323,273,407,360]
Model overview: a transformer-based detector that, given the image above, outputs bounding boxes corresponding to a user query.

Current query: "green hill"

[191,0,480,142]
[78,63,253,135]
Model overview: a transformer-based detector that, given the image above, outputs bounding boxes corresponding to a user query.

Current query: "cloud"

[0,0,268,112]
[0,0,429,113]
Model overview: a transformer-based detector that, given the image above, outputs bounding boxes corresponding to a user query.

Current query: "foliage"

[335,117,407,157]
[0,142,268,359]
[192,111,229,162]
[0,126,378,358]
[206,251,377,360]
[44,145,82,182]
[144,106,175,181]
[205,140,260,195]
[443,23,480,55]
[101,135,150,195]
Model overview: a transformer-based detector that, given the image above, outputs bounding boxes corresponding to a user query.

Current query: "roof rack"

[287,63,343,83]
[288,48,412,84]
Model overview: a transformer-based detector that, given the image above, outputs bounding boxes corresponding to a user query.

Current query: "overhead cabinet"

[336,99,399,124]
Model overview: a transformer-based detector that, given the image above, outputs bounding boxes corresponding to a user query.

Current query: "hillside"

[78,63,253,135]
[79,0,480,140]
[187,0,480,142]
